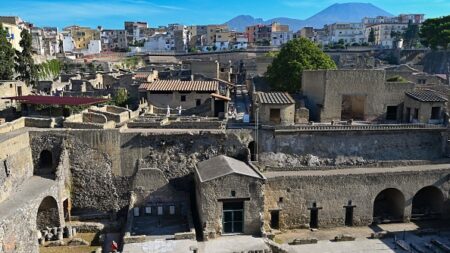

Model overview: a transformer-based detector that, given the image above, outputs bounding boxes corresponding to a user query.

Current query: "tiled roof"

[143,80,219,92]
[134,72,151,80]
[257,92,295,104]
[138,82,152,90]
[195,155,264,183]
[405,90,448,102]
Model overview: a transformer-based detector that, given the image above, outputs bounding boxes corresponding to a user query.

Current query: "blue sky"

[1,0,448,29]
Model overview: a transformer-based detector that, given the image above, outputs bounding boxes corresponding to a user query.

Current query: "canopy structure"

[2,95,109,106]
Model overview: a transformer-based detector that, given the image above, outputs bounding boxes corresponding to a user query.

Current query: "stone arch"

[411,186,444,220]
[36,196,60,230]
[35,150,56,178]
[373,188,405,223]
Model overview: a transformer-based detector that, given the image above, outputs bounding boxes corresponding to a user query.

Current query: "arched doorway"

[37,196,60,230]
[411,186,444,220]
[39,150,53,168]
[373,188,405,224]
[35,150,55,178]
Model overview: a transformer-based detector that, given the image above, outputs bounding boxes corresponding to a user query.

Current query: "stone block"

[333,234,355,242]
[289,238,318,245]
[67,238,89,246]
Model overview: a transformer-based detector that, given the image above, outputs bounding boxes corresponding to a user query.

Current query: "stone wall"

[258,103,295,125]
[0,130,67,253]
[0,132,33,202]
[0,118,25,134]
[26,129,253,215]
[258,128,446,169]
[302,70,416,122]
[264,166,450,229]
[82,112,108,123]
[196,173,264,239]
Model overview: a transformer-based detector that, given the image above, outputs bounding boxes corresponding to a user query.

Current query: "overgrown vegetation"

[120,56,142,70]
[420,15,450,50]
[111,88,129,107]
[37,59,61,80]
[266,38,337,92]
[387,75,408,82]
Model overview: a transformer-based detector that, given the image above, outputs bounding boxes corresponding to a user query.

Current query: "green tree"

[403,22,420,48]
[0,24,16,80]
[87,62,95,73]
[15,29,37,85]
[113,88,129,107]
[265,38,337,92]
[368,28,376,45]
[420,15,450,49]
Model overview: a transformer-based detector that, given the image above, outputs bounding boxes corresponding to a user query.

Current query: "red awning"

[2,95,109,106]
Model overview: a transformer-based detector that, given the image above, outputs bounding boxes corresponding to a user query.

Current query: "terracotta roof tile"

[256,92,295,104]
[405,90,447,102]
[143,80,219,92]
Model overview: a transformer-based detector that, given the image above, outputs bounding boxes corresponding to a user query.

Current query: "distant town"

[0,13,427,57]
[1,2,450,253]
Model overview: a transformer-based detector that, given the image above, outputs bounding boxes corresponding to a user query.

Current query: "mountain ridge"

[225,2,394,32]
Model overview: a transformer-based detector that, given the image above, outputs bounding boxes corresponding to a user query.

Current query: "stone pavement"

[122,239,198,253]
[277,222,450,253]
[122,235,269,253]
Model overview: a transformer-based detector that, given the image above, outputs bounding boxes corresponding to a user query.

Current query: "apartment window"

[169,205,175,215]
[180,95,186,102]
[157,206,163,215]
[145,207,152,214]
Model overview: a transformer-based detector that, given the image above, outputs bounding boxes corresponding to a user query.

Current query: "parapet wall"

[258,128,447,169]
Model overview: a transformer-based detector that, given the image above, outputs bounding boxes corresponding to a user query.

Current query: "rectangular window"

[133,207,140,217]
[157,206,163,215]
[145,207,152,214]
[196,99,201,106]
[431,107,441,120]
[169,205,175,215]
[180,95,186,102]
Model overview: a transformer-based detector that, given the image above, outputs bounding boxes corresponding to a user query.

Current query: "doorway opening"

[223,201,244,234]
[270,210,280,229]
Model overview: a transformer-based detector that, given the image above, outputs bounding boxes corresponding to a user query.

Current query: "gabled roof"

[405,90,448,103]
[142,80,219,92]
[195,155,264,183]
[257,92,295,104]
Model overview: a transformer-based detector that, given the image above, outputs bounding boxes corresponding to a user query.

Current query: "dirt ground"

[39,233,100,253]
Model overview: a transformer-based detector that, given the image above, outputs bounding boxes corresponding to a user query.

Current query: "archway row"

[373,186,444,224]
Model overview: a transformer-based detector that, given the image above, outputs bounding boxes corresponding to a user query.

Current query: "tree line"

[0,24,62,86]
